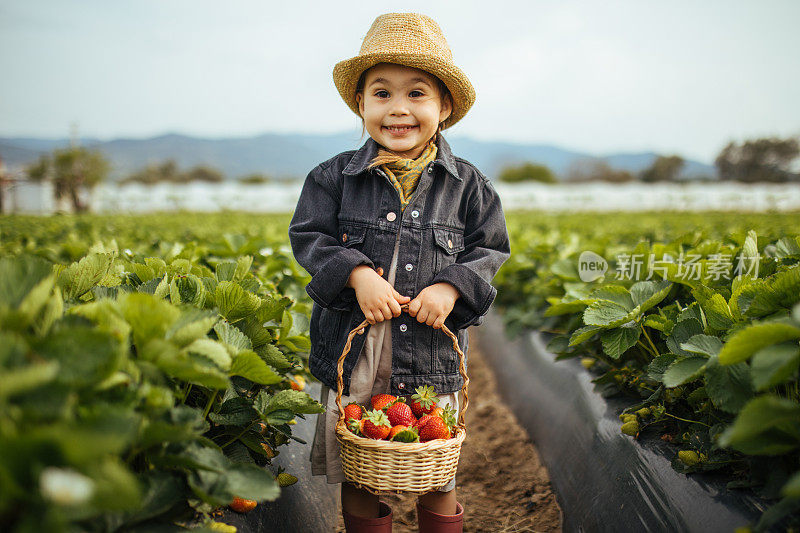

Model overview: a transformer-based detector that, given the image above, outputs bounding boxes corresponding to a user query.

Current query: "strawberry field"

[1,210,799,532]
[494,210,800,532]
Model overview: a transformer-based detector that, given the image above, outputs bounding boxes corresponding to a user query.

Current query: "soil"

[336,330,563,532]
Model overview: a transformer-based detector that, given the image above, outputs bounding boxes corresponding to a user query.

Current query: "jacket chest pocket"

[432,227,465,273]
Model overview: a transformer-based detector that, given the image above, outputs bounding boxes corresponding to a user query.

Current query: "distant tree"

[180,165,224,183]
[640,155,685,183]
[715,136,800,182]
[27,146,110,212]
[566,158,634,183]
[237,173,272,185]
[122,160,180,184]
[498,162,557,184]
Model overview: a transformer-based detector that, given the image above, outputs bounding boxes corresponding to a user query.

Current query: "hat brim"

[333,52,476,129]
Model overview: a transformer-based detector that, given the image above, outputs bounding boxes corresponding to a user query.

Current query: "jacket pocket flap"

[339,225,366,247]
[433,228,465,255]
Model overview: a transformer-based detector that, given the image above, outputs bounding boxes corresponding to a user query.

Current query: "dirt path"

[337,330,563,532]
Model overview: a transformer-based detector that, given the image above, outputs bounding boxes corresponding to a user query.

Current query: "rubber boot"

[343,500,392,532]
[416,502,464,533]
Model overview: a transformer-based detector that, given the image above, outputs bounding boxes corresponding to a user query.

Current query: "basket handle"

[335,303,469,429]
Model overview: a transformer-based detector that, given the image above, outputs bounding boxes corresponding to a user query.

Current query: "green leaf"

[718,322,800,365]
[229,350,282,385]
[718,395,800,455]
[36,327,123,387]
[692,286,735,330]
[600,326,640,359]
[119,292,181,349]
[0,361,60,399]
[703,358,754,414]
[569,325,602,346]
[647,354,677,381]
[751,343,800,391]
[224,462,280,501]
[630,280,672,312]
[744,267,800,318]
[216,281,261,322]
[782,470,800,498]
[662,357,707,387]
[544,299,592,317]
[186,339,232,371]
[58,253,116,301]
[258,389,324,415]
[142,339,229,389]
[166,307,219,347]
[214,320,253,351]
[215,261,237,282]
[590,285,634,310]
[86,457,141,511]
[208,398,258,426]
[256,344,292,370]
[680,334,722,358]
[0,255,56,309]
[583,301,636,328]
[234,256,253,281]
[666,318,704,356]
[169,274,206,307]
[643,314,674,334]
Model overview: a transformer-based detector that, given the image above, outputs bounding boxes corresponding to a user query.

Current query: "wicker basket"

[334,309,469,494]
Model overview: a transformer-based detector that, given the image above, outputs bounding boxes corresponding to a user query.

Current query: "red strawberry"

[386,401,416,427]
[414,414,433,430]
[409,385,438,417]
[361,409,391,440]
[419,416,451,442]
[371,394,398,411]
[230,496,257,513]
[343,402,363,421]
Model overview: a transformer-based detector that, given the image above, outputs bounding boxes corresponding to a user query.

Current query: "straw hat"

[333,13,476,129]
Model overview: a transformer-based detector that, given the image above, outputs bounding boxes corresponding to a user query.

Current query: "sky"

[1,0,799,164]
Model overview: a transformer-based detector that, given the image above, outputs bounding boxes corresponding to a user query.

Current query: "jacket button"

[447,239,453,249]
[411,210,419,218]
[427,165,434,173]
[386,212,397,222]
[398,382,406,390]
[399,324,407,332]
[405,263,413,271]
[342,233,348,242]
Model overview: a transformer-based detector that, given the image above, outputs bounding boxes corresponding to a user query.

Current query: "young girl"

[289,12,510,532]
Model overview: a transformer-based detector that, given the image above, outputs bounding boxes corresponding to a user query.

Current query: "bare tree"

[715,137,800,182]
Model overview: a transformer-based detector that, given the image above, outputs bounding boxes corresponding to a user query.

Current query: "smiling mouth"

[383,125,418,133]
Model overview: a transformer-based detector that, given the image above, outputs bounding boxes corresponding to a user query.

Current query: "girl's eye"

[375,90,389,98]
[409,90,424,97]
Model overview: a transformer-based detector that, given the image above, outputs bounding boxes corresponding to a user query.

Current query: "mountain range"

[0,131,715,182]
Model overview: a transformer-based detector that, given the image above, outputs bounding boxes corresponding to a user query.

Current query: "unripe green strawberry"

[208,522,237,533]
[277,472,297,487]
[620,413,637,423]
[635,407,651,418]
[390,426,420,443]
[620,420,639,436]
[580,357,596,370]
[678,450,700,466]
[362,409,391,440]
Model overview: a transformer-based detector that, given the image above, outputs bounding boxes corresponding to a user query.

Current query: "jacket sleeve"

[289,163,374,310]
[432,179,510,329]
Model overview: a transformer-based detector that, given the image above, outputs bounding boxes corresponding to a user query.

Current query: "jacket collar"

[342,134,461,181]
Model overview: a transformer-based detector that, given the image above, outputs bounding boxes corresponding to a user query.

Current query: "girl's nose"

[389,98,410,115]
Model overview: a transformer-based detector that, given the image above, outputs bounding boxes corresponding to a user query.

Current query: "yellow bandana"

[380,140,438,211]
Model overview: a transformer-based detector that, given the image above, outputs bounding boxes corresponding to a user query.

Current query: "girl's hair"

[355,66,452,167]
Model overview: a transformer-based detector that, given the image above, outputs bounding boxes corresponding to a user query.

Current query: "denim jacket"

[288,134,510,396]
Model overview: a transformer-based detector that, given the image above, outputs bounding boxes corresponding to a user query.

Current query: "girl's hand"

[347,265,410,324]
[407,282,460,329]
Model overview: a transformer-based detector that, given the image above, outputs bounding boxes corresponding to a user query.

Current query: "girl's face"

[356,63,452,160]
